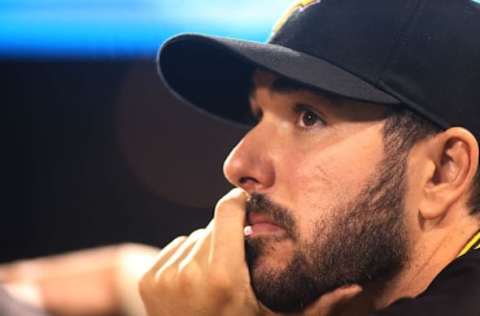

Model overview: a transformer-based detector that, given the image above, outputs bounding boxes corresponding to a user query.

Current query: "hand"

[139,188,364,316]
[139,188,272,316]
[291,285,364,316]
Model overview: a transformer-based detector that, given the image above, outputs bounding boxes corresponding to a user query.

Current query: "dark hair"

[382,107,480,215]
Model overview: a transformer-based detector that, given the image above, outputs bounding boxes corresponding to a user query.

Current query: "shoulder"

[371,250,480,316]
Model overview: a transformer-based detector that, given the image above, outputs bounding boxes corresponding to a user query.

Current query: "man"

[139,0,480,315]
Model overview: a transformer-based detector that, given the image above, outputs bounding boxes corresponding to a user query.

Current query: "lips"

[246,212,284,236]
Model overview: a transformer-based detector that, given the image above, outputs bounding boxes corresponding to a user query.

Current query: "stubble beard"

[245,151,410,313]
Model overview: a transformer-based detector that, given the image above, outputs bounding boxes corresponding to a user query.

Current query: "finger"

[210,188,248,267]
[302,285,363,316]
[179,221,214,270]
[155,228,206,275]
[145,236,187,276]
[147,228,203,274]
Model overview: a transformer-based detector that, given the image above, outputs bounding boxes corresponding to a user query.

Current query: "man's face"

[223,70,409,313]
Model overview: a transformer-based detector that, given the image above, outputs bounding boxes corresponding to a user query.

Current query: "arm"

[0,243,158,316]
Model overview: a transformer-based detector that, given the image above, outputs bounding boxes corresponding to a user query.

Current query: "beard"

[244,150,410,313]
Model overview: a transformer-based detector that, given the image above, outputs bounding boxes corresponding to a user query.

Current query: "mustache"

[245,193,297,240]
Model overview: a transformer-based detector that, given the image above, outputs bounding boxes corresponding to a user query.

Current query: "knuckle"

[157,265,176,282]
[189,228,205,239]
[166,236,187,247]
[176,269,195,291]
[160,236,188,254]
[150,267,175,292]
[172,235,188,243]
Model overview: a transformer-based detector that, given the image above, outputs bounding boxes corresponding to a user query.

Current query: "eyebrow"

[247,76,345,119]
[248,76,345,104]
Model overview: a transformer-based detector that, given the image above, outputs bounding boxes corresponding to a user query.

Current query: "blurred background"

[1,0,291,263]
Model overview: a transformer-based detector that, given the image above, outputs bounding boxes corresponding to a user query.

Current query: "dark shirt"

[373,247,480,316]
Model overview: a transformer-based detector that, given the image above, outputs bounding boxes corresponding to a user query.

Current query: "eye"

[295,104,325,129]
[300,110,320,126]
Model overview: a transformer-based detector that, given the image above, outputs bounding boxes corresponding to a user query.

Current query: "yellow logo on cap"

[272,0,322,35]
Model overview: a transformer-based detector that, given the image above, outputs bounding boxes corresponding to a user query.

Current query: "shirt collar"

[458,231,480,257]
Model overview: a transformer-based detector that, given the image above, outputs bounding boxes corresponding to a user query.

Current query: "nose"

[223,125,275,194]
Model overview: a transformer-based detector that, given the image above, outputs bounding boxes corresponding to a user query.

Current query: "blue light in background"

[0,0,291,59]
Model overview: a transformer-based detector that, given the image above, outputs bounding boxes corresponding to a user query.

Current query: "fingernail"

[244,225,253,236]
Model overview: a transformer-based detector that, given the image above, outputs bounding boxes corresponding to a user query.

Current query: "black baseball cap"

[158,0,480,138]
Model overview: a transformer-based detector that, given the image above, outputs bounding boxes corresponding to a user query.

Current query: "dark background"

[2,58,246,263]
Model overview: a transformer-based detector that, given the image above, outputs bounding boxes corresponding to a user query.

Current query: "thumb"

[301,285,363,316]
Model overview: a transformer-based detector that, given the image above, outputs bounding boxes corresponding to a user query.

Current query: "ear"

[419,127,479,220]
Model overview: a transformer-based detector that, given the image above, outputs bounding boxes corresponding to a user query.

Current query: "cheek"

[275,134,385,234]
[280,150,355,234]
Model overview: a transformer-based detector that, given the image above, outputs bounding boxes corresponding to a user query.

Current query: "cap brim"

[158,33,400,127]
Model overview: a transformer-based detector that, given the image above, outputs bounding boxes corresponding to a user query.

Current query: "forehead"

[250,69,331,97]
[249,69,343,107]
[249,69,388,120]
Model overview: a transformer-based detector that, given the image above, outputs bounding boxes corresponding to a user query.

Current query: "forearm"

[0,244,158,316]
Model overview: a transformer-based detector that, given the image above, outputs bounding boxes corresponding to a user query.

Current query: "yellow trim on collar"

[458,231,480,257]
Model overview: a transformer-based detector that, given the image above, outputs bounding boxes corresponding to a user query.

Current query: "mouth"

[245,212,286,237]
